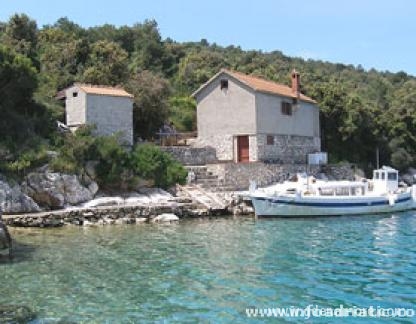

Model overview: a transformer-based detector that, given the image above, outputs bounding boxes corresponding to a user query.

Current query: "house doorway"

[237,135,249,162]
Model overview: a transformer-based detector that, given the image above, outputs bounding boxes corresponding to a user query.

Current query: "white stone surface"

[76,188,173,209]
[152,213,179,223]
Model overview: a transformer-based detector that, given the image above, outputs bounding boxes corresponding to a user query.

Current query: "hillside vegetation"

[1,14,415,174]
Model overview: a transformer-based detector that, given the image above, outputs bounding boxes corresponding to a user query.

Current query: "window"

[374,172,379,180]
[267,135,274,145]
[72,92,78,97]
[220,79,228,90]
[388,172,397,180]
[319,188,334,196]
[281,101,292,115]
[381,172,385,180]
[335,187,349,196]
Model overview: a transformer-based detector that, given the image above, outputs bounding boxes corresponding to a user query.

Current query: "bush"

[51,129,186,190]
[0,139,50,178]
[93,136,134,189]
[50,126,96,174]
[130,144,187,189]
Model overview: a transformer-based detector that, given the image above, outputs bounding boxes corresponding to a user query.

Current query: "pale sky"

[2,0,415,75]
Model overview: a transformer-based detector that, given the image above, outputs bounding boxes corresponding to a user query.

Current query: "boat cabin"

[312,181,368,197]
[373,166,399,194]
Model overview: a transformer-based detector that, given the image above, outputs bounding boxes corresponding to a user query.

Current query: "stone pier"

[1,202,221,228]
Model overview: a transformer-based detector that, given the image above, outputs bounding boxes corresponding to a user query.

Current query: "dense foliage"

[51,127,186,190]
[0,13,415,173]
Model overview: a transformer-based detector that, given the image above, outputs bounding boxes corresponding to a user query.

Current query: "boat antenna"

[376,147,380,169]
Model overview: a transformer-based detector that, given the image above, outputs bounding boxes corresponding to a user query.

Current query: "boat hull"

[251,193,415,217]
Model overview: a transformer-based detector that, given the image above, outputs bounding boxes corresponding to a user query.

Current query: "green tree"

[126,70,171,139]
[82,40,128,85]
[0,45,39,139]
[176,49,226,93]
[383,80,416,169]
[2,14,38,64]
[37,27,89,94]
[129,20,174,74]
[169,96,196,131]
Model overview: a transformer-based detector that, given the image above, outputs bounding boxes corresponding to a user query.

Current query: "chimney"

[291,69,300,99]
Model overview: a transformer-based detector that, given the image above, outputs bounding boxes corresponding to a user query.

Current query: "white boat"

[250,166,416,217]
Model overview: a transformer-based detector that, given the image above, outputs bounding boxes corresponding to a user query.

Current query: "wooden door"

[237,136,249,162]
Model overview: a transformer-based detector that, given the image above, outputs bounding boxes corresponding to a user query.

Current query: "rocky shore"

[0,164,254,228]
[0,212,12,257]
[1,201,228,227]
[2,164,415,228]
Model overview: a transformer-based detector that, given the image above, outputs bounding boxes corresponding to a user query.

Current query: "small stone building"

[63,83,134,146]
[192,69,321,163]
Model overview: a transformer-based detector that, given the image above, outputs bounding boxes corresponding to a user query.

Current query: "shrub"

[130,144,187,189]
[0,139,50,178]
[93,136,133,189]
[50,125,96,174]
[51,129,186,190]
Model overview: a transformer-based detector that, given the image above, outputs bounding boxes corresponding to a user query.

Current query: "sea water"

[1,212,416,322]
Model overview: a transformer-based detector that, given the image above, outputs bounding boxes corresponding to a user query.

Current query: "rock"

[0,176,40,213]
[23,171,94,209]
[114,217,135,225]
[0,212,11,257]
[62,174,94,205]
[85,160,99,180]
[88,181,99,196]
[81,196,124,208]
[82,220,94,227]
[152,213,179,223]
[103,217,115,225]
[0,305,36,323]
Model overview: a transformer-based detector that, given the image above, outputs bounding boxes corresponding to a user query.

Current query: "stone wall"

[3,203,214,227]
[256,134,320,164]
[206,162,356,191]
[192,134,320,163]
[87,94,134,146]
[161,146,218,165]
[194,135,234,161]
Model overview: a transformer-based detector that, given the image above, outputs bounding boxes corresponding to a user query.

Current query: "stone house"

[192,69,321,163]
[62,83,134,146]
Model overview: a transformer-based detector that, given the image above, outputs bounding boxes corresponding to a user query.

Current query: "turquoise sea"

[1,212,416,323]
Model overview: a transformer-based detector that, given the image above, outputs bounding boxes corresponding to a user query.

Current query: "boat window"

[319,188,334,196]
[335,187,350,196]
[381,172,385,180]
[374,172,379,180]
[388,172,397,180]
[351,187,364,196]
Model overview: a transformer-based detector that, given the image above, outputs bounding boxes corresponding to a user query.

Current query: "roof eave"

[255,89,317,104]
[83,92,134,99]
[191,69,229,99]
[191,69,317,104]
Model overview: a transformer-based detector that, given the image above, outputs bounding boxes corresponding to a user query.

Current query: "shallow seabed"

[1,212,416,323]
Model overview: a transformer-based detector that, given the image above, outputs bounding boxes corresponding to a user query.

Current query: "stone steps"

[176,185,227,210]
[185,165,238,192]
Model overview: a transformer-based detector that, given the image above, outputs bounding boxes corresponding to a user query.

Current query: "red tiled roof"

[193,69,316,104]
